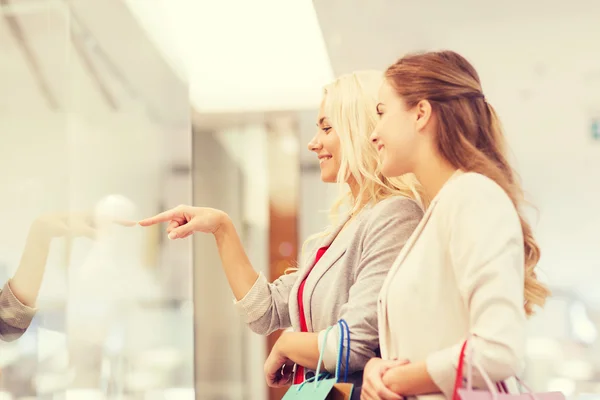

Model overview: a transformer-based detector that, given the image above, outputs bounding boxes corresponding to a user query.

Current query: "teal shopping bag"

[282,373,337,399]
[282,320,354,400]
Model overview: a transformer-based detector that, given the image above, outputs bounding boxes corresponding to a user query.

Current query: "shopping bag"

[283,319,354,400]
[452,338,565,400]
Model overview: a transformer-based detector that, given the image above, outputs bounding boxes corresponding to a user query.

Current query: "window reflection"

[0,0,193,398]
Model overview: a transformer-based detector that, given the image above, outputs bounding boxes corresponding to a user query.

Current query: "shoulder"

[358,195,423,234]
[440,172,520,230]
[442,172,514,210]
[366,195,424,222]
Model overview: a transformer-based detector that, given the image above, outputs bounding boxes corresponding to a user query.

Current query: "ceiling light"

[124,0,334,113]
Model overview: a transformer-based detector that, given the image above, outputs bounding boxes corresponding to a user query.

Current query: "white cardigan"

[378,171,527,399]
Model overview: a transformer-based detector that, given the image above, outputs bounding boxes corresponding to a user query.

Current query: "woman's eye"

[323,127,331,133]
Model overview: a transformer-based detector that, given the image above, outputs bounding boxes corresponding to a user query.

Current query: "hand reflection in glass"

[1,210,135,342]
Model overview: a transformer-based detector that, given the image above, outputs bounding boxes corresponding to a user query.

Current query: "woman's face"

[307,97,342,183]
[371,80,422,178]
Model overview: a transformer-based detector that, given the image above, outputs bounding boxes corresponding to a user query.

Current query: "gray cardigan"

[0,281,36,341]
[235,196,423,396]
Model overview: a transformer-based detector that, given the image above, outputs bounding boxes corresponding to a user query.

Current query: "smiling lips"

[318,155,332,164]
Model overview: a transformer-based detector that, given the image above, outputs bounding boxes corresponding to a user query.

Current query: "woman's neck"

[347,177,371,216]
[347,176,360,200]
[414,154,458,201]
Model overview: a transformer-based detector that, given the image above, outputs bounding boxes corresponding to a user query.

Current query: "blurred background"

[0,0,598,399]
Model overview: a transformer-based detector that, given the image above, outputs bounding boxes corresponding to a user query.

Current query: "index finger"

[138,209,179,226]
[112,219,138,227]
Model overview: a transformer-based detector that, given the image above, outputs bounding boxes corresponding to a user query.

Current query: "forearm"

[10,229,51,307]
[213,217,260,301]
[382,361,440,396]
[277,332,322,371]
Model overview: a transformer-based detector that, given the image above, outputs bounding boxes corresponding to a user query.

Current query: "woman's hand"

[264,336,295,388]
[138,205,229,239]
[361,358,408,400]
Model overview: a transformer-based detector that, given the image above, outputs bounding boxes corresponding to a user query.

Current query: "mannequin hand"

[138,205,229,239]
[361,358,409,400]
[30,213,97,242]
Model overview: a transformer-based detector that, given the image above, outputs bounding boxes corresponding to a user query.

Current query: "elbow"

[319,322,379,375]
[246,322,268,335]
[234,295,278,336]
[0,327,28,342]
[347,346,376,374]
[245,311,287,336]
[246,320,276,336]
[475,344,525,383]
[322,342,374,375]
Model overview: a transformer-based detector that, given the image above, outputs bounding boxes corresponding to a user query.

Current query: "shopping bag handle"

[336,319,351,383]
[453,336,539,400]
[296,325,335,392]
[312,324,336,389]
[297,372,331,392]
[296,321,352,392]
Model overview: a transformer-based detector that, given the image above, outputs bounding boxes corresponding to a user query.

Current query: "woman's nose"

[307,135,322,152]
[370,130,379,144]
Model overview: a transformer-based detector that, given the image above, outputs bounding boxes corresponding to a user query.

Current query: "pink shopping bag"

[452,339,565,400]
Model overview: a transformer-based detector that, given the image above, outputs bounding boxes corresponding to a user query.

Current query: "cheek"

[379,117,415,176]
[386,116,412,146]
[323,133,341,157]
[321,158,339,183]
[379,117,398,145]
[328,140,342,171]
[320,134,342,182]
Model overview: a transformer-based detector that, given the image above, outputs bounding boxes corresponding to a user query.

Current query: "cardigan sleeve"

[234,271,299,335]
[426,175,527,397]
[0,280,37,341]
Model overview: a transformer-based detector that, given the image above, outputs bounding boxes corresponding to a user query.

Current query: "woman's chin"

[379,161,394,179]
[381,164,406,179]
[320,171,337,184]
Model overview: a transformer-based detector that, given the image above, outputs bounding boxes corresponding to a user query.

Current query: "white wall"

[192,125,270,400]
[437,13,600,306]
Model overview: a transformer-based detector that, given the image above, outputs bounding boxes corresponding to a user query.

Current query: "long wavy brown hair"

[385,50,550,316]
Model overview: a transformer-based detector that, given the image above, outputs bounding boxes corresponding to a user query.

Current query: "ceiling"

[3,0,599,119]
[0,0,187,125]
[0,0,192,168]
[313,0,600,75]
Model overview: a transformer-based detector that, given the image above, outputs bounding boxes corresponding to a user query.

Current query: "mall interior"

[0,0,599,399]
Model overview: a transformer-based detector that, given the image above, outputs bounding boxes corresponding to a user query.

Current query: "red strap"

[498,381,509,393]
[452,339,509,399]
[293,246,329,385]
[452,340,469,400]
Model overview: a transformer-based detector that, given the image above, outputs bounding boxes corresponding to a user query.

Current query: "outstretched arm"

[140,205,297,334]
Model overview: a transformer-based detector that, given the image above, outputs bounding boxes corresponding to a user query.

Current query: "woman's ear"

[415,100,433,132]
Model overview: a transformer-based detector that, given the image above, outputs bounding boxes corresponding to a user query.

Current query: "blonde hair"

[291,71,424,270]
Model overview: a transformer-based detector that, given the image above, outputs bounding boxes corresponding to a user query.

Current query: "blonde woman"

[139,71,424,399]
